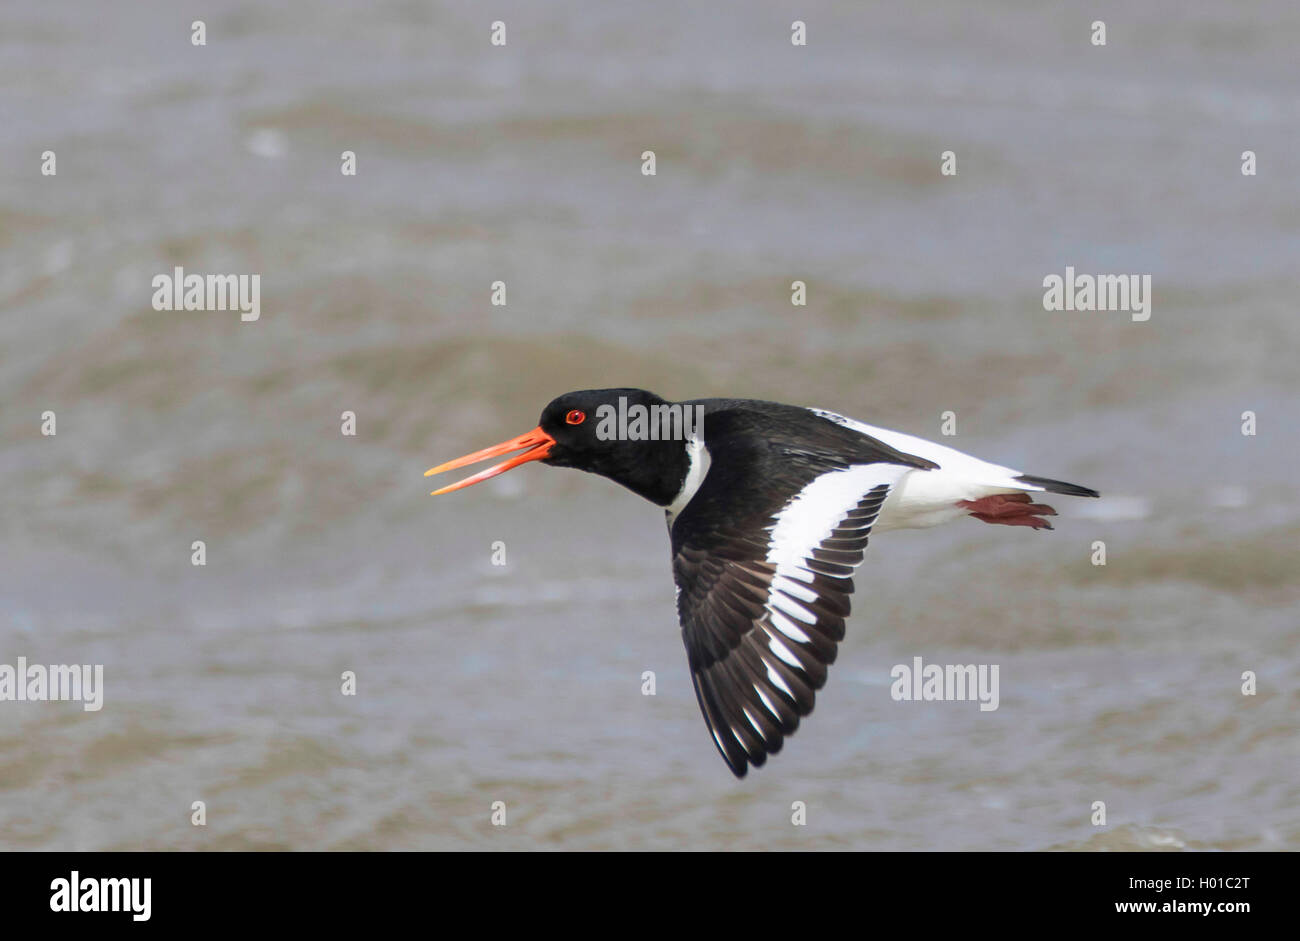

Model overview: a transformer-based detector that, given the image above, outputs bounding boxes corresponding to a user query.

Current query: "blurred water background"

[1,0,1297,849]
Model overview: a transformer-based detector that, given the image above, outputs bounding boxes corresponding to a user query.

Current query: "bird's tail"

[1012,474,1100,499]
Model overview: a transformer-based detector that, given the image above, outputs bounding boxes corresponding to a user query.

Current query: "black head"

[426,388,695,506]
[536,389,693,504]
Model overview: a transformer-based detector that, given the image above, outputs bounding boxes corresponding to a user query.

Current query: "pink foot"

[957,493,1058,531]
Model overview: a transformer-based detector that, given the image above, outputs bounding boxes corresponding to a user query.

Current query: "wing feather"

[672,464,912,777]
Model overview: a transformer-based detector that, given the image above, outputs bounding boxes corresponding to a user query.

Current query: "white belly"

[874,468,1008,532]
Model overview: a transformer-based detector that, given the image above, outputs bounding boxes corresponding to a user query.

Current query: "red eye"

[565,409,586,425]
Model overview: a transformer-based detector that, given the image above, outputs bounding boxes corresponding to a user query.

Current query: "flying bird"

[426,389,1098,777]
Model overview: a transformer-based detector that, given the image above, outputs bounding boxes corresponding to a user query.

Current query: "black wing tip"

[710,732,752,778]
[1015,474,1100,498]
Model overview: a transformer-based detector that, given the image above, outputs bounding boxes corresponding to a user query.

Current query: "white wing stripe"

[772,575,817,603]
[764,465,907,579]
[770,591,817,625]
[765,662,796,700]
[753,465,907,671]
[767,633,803,669]
[754,685,781,719]
[769,610,813,644]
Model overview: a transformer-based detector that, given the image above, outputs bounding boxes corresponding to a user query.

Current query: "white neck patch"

[665,433,711,527]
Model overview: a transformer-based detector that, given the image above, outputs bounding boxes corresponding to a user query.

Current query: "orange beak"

[424,426,556,495]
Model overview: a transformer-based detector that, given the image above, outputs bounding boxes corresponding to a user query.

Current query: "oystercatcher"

[427,389,1098,777]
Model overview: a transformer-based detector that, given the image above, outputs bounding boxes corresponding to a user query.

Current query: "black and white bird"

[426,389,1098,777]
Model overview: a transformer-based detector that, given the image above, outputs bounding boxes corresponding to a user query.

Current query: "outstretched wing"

[671,462,914,777]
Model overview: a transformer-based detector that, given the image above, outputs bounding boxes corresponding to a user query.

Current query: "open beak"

[424,427,555,495]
